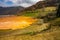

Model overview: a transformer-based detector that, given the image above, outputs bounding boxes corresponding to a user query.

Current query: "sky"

[0,0,43,7]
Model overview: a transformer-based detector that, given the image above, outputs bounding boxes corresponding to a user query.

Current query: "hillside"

[22,0,57,11]
[0,17,60,40]
[0,0,60,40]
[0,0,58,15]
[0,6,60,40]
[0,6,24,15]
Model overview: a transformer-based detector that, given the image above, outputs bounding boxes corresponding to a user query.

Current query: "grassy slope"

[0,7,60,40]
[17,7,56,18]
[0,18,60,40]
[0,6,56,35]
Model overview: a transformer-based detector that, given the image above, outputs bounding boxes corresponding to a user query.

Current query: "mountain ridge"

[0,6,24,15]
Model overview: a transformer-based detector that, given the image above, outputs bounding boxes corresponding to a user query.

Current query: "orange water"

[0,16,37,30]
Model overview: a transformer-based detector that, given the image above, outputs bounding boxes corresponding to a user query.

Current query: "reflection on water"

[0,16,37,30]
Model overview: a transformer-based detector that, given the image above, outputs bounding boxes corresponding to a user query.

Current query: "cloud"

[0,0,43,7]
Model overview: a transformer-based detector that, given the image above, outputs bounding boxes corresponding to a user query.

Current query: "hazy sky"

[0,0,43,7]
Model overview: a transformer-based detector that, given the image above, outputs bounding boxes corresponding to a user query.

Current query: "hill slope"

[0,6,24,15]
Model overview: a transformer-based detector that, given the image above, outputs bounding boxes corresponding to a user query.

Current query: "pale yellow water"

[0,16,37,30]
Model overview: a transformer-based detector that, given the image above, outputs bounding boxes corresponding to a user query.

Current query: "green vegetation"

[20,7,56,18]
[0,7,60,40]
[50,18,60,26]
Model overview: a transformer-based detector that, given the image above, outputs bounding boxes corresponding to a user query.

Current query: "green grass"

[0,7,60,40]
[20,7,57,18]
